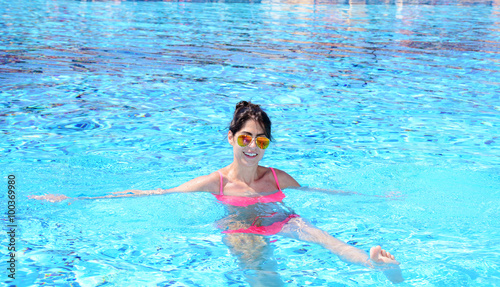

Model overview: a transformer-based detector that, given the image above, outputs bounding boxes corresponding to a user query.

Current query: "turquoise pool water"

[1,0,499,286]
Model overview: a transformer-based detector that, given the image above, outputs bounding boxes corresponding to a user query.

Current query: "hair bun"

[235,101,249,110]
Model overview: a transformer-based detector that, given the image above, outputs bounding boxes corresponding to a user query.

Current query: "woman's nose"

[248,138,258,148]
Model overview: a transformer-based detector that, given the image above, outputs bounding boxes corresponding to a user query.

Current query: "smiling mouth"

[243,152,258,158]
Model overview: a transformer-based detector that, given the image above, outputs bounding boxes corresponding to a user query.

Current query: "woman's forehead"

[239,120,265,134]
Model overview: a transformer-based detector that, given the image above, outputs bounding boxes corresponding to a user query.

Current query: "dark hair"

[229,101,272,141]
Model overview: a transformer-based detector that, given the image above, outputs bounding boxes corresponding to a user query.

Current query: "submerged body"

[216,167,298,236]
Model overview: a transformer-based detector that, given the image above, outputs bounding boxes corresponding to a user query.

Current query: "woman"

[32,101,403,285]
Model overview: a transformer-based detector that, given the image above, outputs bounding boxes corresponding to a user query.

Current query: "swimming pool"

[1,0,499,285]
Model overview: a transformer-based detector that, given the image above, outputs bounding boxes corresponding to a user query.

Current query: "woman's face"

[228,119,268,167]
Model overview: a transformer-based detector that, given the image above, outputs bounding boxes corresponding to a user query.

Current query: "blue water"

[1,0,499,286]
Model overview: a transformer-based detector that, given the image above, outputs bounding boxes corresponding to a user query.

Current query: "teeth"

[244,152,257,157]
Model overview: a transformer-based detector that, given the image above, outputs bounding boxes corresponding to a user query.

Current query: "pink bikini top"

[214,167,285,207]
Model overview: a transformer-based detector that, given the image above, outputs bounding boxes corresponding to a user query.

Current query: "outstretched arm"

[280,217,403,283]
[29,172,220,202]
[272,169,401,199]
[290,186,358,195]
[28,188,174,202]
[289,186,404,200]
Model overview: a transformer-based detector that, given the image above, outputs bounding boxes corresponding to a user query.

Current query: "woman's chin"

[239,156,261,167]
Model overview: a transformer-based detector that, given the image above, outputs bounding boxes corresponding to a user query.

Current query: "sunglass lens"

[257,137,270,149]
[237,135,252,147]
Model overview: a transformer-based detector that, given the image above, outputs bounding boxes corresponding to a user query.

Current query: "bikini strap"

[217,171,224,195]
[270,167,282,192]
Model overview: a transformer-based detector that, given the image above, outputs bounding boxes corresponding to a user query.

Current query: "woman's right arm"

[29,172,220,202]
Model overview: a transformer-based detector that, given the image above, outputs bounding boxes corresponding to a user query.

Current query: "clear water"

[1,0,499,286]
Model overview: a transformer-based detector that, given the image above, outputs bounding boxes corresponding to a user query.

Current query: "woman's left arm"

[275,169,402,199]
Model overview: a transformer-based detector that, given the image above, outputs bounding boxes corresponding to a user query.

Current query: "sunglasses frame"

[236,134,270,150]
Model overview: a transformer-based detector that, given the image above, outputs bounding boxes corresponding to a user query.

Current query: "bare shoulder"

[169,172,220,193]
[270,167,301,189]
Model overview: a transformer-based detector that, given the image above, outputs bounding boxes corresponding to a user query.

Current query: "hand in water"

[28,194,70,202]
[370,246,404,283]
[370,245,398,264]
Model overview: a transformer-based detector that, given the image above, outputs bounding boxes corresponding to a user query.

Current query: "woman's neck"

[226,162,260,185]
